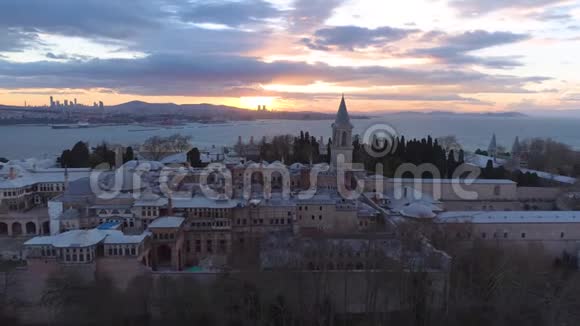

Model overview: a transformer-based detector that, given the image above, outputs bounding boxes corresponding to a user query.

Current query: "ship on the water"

[51,122,90,129]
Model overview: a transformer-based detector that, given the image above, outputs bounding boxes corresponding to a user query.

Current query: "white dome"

[400,202,436,219]
[122,160,165,171]
[289,162,305,170]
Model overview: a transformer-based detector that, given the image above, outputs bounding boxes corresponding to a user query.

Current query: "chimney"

[238,135,242,144]
[8,167,16,180]
[250,136,254,145]
[319,136,324,145]
[167,195,173,216]
[64,166,69,191]
[115,147,124,169]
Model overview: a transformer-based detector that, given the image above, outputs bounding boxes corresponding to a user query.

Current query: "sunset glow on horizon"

[0,0,579,114]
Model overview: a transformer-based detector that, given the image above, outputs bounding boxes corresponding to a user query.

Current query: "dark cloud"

[0,0,555,105]
[302,26,418,51]
[0,28,40,52]
[526,6,575,21]
[444,30,529,50]
[46,52,68,60]
[129,25,264,55]
[288,0,346,31]
[179,0,283,27]
[0,0,165,39]
[409,30,529,68]
[449,0,568,15]
[419,30,447,42]
[0,53,548,97]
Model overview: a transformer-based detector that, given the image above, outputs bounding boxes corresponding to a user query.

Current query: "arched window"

[341,131,347,146]
[12,222,22,235]
[25,222,36,234]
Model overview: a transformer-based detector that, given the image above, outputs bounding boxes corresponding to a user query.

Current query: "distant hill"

[383,110,528,118]
[525,109,580,118]
[109,101,241,115]
[107,100,369,121]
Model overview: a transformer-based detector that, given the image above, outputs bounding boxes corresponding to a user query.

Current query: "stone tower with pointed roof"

[488,133,497,159]
[331,95,354,168]
[511,136,521,156]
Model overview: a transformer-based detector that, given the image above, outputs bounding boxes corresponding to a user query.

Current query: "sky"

[0,0,579,113]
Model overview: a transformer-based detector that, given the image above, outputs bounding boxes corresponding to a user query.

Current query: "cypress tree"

[70,141,90,168]
[124,147,134,163]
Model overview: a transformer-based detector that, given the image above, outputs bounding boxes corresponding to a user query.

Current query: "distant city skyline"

[0,0,579,113]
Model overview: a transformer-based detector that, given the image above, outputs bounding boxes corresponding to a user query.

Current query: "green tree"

[69,141,90,168]
[59,149,72,168]
[123,146,134,163]
[187,147,203,167]
[89,143,115,168]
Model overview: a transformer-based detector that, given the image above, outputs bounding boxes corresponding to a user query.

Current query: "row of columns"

[0,221,49,236]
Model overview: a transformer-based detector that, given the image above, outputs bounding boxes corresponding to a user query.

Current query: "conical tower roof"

[334,94,353,128]
[511,136,521,155]
[488,133,497,153]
